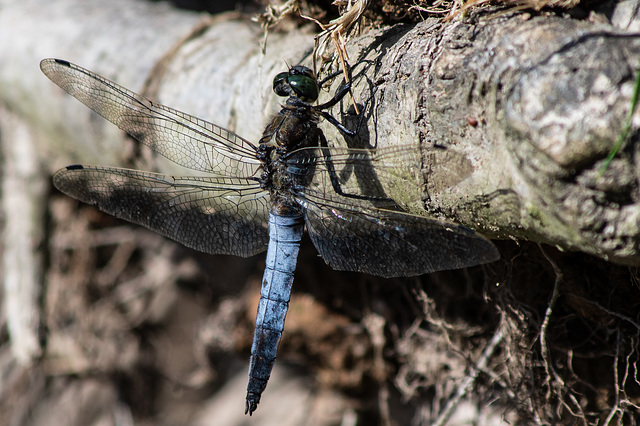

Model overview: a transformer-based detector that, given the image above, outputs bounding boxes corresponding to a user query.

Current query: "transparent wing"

[40,58,260,177]
[54,165,270,257]
[285,144,463,207]
[302,200,498,277]
[287,145,498,277]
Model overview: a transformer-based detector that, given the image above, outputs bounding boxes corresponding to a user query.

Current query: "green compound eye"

[272,67,319,102]
[287,74,318,102]
[273,72,290,97]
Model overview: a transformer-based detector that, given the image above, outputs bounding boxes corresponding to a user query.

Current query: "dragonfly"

[40,58,499,415]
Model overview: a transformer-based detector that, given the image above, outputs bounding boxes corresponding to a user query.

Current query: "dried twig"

[253,0,301,54]
[538,245,563,401]
[538,246,587,422]
[300,0,369,113]
[433,327,504,426]
[603,331,622,425]
[362,313,392,426]
[254,1,368,112]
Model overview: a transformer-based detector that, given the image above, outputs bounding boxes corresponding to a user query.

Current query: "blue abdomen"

[245,212,304,415]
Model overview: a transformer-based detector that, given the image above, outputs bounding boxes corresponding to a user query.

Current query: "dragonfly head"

[273,66,318,103]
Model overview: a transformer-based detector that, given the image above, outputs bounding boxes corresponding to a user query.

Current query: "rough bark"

[2,0,640,424]
[3,1,640,264]
[339,15,640,265]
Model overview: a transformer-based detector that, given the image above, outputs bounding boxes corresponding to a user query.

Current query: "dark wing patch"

[54,165,269,257]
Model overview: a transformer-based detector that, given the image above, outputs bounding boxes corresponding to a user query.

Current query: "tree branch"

[337,10,640,265]
[2,0,640,265]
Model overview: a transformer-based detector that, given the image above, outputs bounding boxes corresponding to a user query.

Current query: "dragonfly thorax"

[257,101,321,215]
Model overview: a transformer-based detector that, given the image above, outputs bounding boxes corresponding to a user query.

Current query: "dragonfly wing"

[54,165,270,257]
[286,144,474,212]
[288,142,497,277]
[40,59,260,177]
[302,200,499,278]
[286,144,426,213]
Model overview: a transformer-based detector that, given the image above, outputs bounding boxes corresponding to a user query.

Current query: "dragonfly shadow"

[317,65,397,208]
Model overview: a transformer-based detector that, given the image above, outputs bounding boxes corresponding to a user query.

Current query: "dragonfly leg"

[315,61,354,110]
[315,132,394,203]
[317,67,344,89]
[316,63,372,137]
